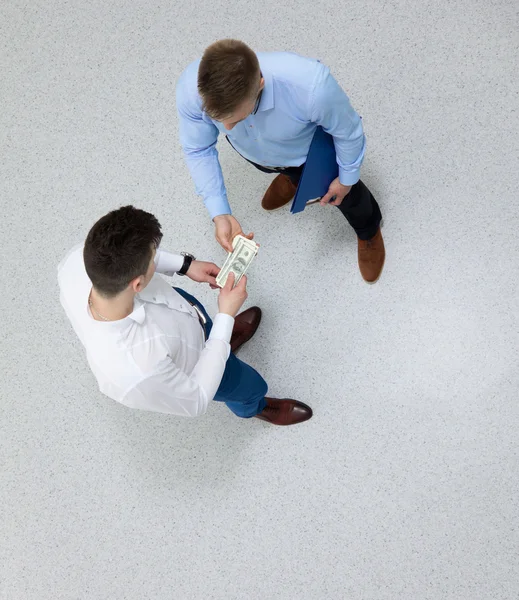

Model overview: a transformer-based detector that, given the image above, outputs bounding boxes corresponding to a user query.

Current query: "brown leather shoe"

[358,228,385,283]
[261,174,297,210]
[230,307,261,353]
[255,397,313,426]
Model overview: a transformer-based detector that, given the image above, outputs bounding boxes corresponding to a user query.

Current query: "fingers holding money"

[225,272,248,292]
[213,215,254,253]
[204,263,220,287]
[223,271,235,291]
[216,236,259,289]
[234,273,247,292]
[218,273,248,317]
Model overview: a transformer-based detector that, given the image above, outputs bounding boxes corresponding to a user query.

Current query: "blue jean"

[174,288,268,418]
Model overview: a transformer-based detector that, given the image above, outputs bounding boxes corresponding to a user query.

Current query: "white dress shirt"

[57,245,234,417]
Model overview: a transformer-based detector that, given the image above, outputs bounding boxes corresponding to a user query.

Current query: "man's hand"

[213,214,254,253]
[217,273,248,317]
[186,261,220,289]
[320,177,352,207]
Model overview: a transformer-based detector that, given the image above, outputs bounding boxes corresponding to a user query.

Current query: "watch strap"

[177,254,194,276]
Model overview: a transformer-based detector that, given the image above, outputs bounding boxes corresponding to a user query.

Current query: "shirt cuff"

[205,195,232,220]
[154,250,184,276]
[208,313,235,343]
[338,167,361,187]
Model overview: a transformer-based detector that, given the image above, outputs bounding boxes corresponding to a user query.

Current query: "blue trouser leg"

[212,353,268,417]
[173,288,268,418]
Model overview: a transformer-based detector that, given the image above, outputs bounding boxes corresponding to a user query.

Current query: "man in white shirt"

[58,205,312,426]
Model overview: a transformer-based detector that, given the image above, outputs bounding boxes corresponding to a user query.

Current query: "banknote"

[216,235,259,288]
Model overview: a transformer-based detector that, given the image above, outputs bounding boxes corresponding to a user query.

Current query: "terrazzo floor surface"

[1,1,519,599]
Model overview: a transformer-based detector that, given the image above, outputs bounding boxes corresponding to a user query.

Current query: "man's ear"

[131,276,145,293]
[259,77,265,92]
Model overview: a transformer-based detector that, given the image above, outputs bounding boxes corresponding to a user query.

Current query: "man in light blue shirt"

[176,39,385,283]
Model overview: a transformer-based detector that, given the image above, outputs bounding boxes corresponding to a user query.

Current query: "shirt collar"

[256,63,274,112]
[129,301,146,324]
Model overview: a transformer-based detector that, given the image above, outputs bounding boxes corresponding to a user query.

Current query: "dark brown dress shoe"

[261,174,297,210]
[230,307,262,353]
[255,398,313,426]
[358,227,385,283]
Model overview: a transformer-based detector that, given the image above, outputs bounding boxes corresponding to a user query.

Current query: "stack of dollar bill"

[216,235,259,288]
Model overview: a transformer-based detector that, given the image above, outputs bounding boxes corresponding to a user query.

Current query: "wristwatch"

[177,252,196,276]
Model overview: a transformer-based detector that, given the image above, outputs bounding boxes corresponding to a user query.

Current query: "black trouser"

[228,137,382,240]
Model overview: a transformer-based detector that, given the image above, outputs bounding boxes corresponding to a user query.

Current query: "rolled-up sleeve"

[176,71,232,219]
[310,67,366,186]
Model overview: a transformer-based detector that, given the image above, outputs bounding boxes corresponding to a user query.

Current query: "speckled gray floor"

[1,1,519,599]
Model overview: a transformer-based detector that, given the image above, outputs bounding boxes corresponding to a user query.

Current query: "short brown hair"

[83,206,163,297]
[198,39,260,120]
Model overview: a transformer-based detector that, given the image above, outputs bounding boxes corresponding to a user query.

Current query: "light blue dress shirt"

[176,52,366,219]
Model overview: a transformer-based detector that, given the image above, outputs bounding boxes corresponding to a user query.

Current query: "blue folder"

[290,126,338,214]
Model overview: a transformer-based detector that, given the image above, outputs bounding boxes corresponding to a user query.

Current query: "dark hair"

[83,205,163,297]
[198,39,260,120]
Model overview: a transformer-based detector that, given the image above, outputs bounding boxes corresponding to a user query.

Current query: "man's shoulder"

[58,242,83,269]
[176,59,202,110]
[57,244,89,290]
[178,58,201,85]
[258,51,327,85]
